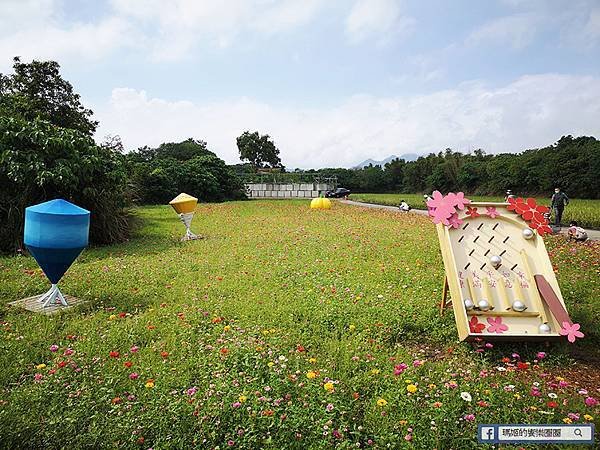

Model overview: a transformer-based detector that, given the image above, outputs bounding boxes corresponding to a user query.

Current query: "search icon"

[574,428,582,437]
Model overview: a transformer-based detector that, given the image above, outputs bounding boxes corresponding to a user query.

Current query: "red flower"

[466,206,480,218]
[124,361,133,368]
[160,351,169,359]
[469,316,485,333]
[547,401,558,408]
[508,197,552,234]
[109,351,120,358]
[220,347,229,355]
[296,345,306,353]
[517,362,529,370]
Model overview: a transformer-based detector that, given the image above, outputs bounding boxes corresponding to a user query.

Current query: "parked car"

[325,187,351,198]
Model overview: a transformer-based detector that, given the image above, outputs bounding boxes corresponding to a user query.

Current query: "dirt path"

[340,199,600,241]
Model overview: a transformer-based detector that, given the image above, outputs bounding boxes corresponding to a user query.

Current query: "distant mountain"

[353,153,419,168]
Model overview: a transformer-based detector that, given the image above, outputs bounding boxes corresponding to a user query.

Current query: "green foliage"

[236,131,282,169]
[128,139,245,204]
[303,136,600,199]
[0,116,132,252]
[0,202,597,448]
[0,57,97,136]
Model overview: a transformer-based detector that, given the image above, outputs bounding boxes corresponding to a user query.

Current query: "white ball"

[464,299,475,310]
[478,299,490,311]
[539,323,551,333]
[522,228,534,240]
[512,300,526,312]
[490,255,502,268]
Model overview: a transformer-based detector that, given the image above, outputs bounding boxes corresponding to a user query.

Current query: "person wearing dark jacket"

[551,187,569,227]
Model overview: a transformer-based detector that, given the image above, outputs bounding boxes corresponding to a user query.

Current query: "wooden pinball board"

[436,202,568,341]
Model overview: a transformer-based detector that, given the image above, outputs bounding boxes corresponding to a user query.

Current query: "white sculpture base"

[38,284,68,307]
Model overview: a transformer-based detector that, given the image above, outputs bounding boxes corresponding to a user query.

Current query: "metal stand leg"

[38,284,69,307]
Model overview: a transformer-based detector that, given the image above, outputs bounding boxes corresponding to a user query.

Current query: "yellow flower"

[405,379,412,384]
[349,324,356,332]
[256,346,263,352]
[584,414,593,421]
[267,362,274,368]
[223,325,231,332]
[239,395,247,403]
[262,330,269,335]
[269,328,276,334]
[36,363,46,370]
[308,357,317,364]
[306,371,317,379]
[377,398,388,407]
[109,314,117,320]
[484,389,491,395]
[145,381,155,388]
[399,420,408,425]
[563,417,572,424]
[407,384,418,393]
[428,384,437,390]
[371,369,380,375]
[324,382,334,392]
[514,393,521,400]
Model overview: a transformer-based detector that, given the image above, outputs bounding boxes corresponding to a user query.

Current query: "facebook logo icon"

[479,425,497,443]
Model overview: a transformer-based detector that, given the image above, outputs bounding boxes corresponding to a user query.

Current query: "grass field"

[349,193,600,229]
[0,201,599,448]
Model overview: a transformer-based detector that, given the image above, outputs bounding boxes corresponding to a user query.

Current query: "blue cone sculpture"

[24,199,90,307]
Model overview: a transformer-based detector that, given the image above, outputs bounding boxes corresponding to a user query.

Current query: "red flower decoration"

[507,197,551,235]
[466,206,480,218]
[469,316,485,333]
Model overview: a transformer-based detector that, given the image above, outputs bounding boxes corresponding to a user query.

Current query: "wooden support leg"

[440,276,450,315]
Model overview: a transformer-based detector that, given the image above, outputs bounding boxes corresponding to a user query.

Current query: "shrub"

[0,116,132,253]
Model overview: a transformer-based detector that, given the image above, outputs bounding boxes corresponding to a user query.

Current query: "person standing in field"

[550,187,569,227]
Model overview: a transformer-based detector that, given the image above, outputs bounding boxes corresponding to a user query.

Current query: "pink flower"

[486,317,508,334]
[34,373,43,382]
[326,403,334,412]
[559,322,584,343]
[427,191,455,225]
[130,345,139,353]
[332,429,343,439]
[464,414,475,422]
[49,344,59,352]
[63,348,74,356]
[394,363,408,376]
[585,397,598,407]
[227,440,235,447]
[452,192,470,210]
[536,352,546,360]
[129,372,139,380]
[232,402,242,408]
[485,206,499,218]
[404,434,413,441]
[413,360,424,367]
[186,387,197,396]
[448,213,463,229]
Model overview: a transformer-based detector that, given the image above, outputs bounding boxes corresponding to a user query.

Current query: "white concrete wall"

[244,183,335,199]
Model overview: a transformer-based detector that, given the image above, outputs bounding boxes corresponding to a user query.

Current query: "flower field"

[0,200,598,448]
[349,193,600,229]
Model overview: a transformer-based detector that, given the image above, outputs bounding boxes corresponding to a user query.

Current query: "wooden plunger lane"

[496,277,513,311]
[519,250,548,324]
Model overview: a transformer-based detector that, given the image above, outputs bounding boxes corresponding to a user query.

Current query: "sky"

[1,0,599,168]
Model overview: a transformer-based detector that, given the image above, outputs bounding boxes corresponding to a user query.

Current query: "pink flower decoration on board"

[427,191,472,227]
[486,207,499,218]
[466,206,480,218]
[486,317,508,334]
[448,213,463,229]
[450,192,470,210]
[559,322,584,343]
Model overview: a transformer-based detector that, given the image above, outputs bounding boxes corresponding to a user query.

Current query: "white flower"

[496,367,507,372]
[548,393,558,399]
[460,392,472,402]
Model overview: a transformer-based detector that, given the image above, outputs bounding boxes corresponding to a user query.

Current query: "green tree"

[0,116,130,252]
[0,57,97,136]
[236,131,282,169]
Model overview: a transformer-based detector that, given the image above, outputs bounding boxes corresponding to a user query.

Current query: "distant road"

[339,199,599,241]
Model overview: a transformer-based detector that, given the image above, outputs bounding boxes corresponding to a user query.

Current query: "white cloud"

[466,13,539,49]
[345,0,415,44]
[95,74,600,168]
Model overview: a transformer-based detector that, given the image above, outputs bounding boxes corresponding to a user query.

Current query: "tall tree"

[0,57,97,136]
[236,131,282,169]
